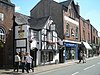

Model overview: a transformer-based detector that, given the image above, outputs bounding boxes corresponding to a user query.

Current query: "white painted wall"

[15,25,30,53]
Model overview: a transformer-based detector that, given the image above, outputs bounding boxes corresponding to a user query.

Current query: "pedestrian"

[25,52,33,73]
[83,53,86,63]
[14,52,21,72]
[78,51,83,63]
[20,52,26,73]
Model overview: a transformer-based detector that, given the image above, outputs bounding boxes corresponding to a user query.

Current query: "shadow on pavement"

[1,71,22,75]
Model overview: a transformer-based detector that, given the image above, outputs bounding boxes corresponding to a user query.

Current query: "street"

[0,56,100,75]
[35,57,100,75]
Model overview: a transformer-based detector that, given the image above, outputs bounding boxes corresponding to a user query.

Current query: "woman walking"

[21,52,26,73]
[14,52,21,72]
[25,52,33,73]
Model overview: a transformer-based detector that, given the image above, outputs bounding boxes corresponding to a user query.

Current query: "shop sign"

[64,43,76,47]
[18,26,24,38]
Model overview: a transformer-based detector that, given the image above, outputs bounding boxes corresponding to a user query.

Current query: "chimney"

[86,19,90,23]
[75,2,80,15]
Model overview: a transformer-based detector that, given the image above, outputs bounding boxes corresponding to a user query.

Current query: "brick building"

[0,0,15,68]
[30,0,80,61]
[30,0,99,59]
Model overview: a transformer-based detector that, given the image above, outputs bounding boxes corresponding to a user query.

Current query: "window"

[69,9,71,16]
[66,22,69,36]
[75,27,78,38]
[47,32,52,41]
[0,27,5,42]
[71,28,74,37]
[0,13,4,21]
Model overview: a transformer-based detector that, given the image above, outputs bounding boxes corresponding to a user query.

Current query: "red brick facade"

[0,0,15,67]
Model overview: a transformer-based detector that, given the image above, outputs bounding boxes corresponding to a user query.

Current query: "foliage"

[98,37,100,46]
[0,40,4,48]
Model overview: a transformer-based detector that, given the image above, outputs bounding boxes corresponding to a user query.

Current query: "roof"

[14,12,30,25]
[29,16,50,30]
[0,0,11,2]
[0,0,15,7]
[60,0,73,7]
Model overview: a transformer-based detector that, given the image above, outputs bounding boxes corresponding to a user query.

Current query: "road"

[35,57,100,75]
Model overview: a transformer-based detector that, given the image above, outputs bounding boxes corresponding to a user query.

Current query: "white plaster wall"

[36,50,41,65]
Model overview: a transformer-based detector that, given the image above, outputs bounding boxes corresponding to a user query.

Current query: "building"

[0,0,15,68]
[30,0,80,61]
[29,16,58,66]
[0,0,99,68]
[30,0,99,60]
[79,16,98,57]
[14,12,59,66]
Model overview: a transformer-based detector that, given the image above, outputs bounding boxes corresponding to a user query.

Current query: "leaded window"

[0,27,5,42]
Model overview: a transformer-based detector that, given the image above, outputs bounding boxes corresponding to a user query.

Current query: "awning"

[82,42,92,50]
[63,40,81,44]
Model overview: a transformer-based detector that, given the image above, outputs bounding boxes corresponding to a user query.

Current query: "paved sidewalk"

[0,56,99,75]
[34,56,99,74]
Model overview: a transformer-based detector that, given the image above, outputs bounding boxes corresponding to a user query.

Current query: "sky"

[11,0,100,36]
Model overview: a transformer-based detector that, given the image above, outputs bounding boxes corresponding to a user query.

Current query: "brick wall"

[0,1,15,68]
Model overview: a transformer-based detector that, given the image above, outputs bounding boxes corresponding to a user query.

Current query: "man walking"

[79,51,83,63]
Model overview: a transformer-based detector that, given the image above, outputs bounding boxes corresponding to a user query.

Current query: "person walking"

[25,52,33,73]
[21,52,26,73]
[78,51,83,63]
[83,53,86,63]
[14,52,21,72]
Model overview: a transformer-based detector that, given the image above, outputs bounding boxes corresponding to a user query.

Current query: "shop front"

[81,42,92,57]
[63,40,80,61]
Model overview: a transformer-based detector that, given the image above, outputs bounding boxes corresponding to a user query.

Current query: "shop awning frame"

[82,42,92,50]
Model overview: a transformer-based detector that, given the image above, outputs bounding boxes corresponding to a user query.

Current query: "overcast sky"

[11,0,100,36]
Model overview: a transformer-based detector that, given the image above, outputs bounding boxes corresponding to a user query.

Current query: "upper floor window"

[71,28,74,37]
[0,13,4,21]
[69,9,75,19]
[75,27,78,38]
[69,9,71,17]
[88,24,89,29]
[47,32,52,41]
[66,22,69,36]
[83,21,85,27]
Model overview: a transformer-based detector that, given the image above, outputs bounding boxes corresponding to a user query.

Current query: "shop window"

[49,52,53,61]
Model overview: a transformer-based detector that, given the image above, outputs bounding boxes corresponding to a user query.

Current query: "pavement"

[0,56,99,75]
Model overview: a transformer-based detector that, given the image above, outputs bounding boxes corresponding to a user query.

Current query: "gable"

[61,0,79,18]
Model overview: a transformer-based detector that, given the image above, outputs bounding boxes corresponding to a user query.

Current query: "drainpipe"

[13,15,16,67]
[79,16,81,42]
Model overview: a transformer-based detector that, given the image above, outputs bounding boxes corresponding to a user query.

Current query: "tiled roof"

[60,0,73,7]
[0,0,10,2]
[14,12,30,25]
[29,16,49,30]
